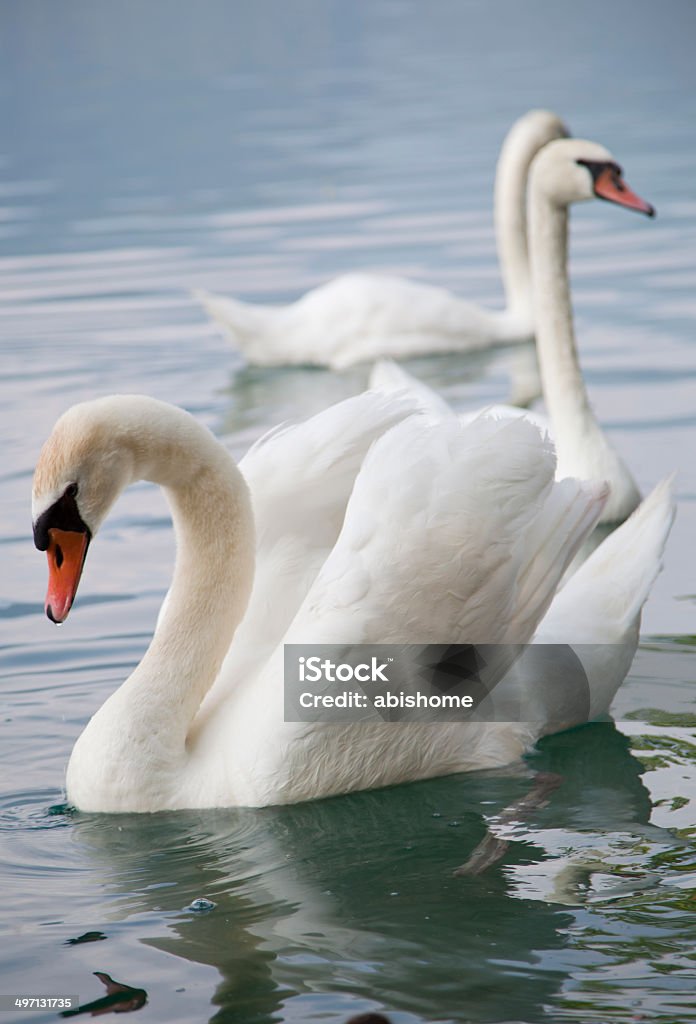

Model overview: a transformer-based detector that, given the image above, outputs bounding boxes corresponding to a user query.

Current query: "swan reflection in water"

[69,722,658,1024]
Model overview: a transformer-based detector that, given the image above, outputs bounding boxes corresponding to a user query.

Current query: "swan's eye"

[610,165,625,192]
[65,482,78,498]
[576,158,609,180]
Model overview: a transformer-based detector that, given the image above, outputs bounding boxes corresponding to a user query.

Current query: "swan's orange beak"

[593,167,655,217]
[45,528,90,623]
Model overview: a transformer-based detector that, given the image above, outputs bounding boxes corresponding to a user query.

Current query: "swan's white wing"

[198,390,419,718]
[325,390,670,734]
[241,389,415,552]
[286,413,607,647]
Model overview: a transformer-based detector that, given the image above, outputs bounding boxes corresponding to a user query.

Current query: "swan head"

[530,138,655,216]
[32,398,139,623]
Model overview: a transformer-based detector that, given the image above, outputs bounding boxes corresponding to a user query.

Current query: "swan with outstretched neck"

[194,109,568,369]
[371,138,655,524]
[33,390,673,813]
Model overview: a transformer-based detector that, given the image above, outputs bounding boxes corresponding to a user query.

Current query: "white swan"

[32,393,672,812]
[194,109,568,369]
[370,138,655,523]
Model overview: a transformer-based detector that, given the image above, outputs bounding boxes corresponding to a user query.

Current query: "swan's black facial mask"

[33,483,87,549]
[33,485,91,624]
[576,159,655,217]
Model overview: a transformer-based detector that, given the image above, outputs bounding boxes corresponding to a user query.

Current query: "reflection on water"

[1,0,696,1021]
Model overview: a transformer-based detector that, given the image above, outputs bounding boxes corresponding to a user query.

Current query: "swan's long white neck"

[528,189,640,521]
[494,115,564,324]
[495,133,533,321]
[529,199,588,432]
[65,400,255,810]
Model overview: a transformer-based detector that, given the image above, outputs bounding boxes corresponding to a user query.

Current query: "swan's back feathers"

[287,414,607,647]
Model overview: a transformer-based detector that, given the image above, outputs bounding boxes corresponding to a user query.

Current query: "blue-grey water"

[1,1,695,1022]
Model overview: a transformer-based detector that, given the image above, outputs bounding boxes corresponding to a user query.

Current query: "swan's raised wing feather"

[241,389,416,551]
[286,414,607,648]
[207,391,419,697]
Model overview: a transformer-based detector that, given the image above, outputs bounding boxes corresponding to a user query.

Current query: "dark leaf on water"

[65,932,107,946]
[61,972,147,1017]
[346,1016,393,1024]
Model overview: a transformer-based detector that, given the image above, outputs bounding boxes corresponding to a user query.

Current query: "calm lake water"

[1,2,695,1022]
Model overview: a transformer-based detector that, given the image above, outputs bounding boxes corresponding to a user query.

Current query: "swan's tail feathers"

[578,475,674,628]
[528,476,676,724]
[368,359,452,418]
[542,475,676,642]
[192,288,282,354]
